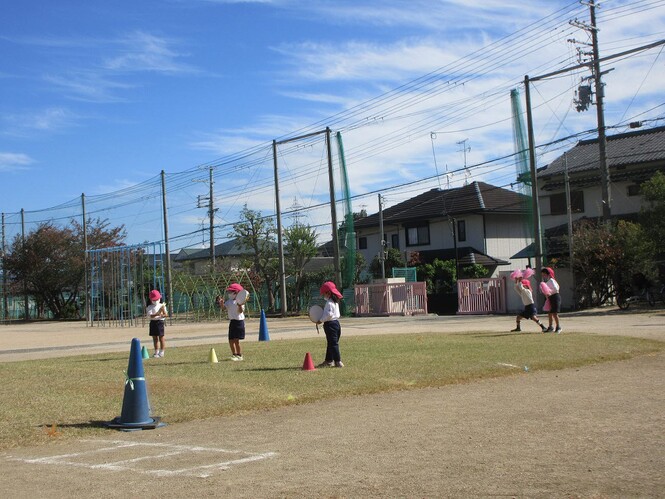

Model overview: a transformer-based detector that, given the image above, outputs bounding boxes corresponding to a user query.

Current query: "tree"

[572,219,655,308]
[283,222,318,312]
[369,247,404,279]
[229,205,279,311]
[416,258,456,294]
[4,218,125,319]
[640,171,665,253]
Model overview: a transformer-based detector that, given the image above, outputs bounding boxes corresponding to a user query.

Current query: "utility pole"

[21,209,28,320]
[378,194,385,279]
[273,139,288,315]
[194,167,216,269]
[571,0,611,220]
[564,153,576,308]
[589,1,610,221]
[161,171,174,323]
[1,213,7,321]
[82,194,90,323]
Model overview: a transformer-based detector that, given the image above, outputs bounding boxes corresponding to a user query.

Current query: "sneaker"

[158,351,164,358]
[540,325,548,333]
[334,361,344,368]
[153,352,161,358]
[236,355,243,361]
[545,326,554,333]
[510,327,521,332]
[231,355,239,361]
[317,361,334,368]
[555,327,562,334]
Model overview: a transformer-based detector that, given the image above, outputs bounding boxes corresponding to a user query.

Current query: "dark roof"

[355,181,529,229]
[540,125,665,182]
[417,247,510,266]
[303,256,334,273]
[176,238,276,261]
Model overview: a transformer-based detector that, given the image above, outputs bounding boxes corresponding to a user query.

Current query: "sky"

[1,0,664,251]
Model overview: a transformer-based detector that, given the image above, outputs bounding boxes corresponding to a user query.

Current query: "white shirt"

[224,299,245,321]
[514,282,534,306]
[319,299,340,322]
[146,302,167,321]
[543,278,560,295]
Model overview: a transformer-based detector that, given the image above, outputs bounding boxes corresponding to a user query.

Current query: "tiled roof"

[417,247,510,266]
[176,238,276,261]
[355,181,529,229]
[540,125,665,179]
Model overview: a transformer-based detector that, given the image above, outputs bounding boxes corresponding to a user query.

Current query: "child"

[511,278,547,333]
[218,283,245,361]
[541,267,562,333]
[146,289,168,358]
[316,281,344,368]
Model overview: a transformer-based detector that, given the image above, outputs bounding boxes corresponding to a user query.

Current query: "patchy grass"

[0,331,661,449]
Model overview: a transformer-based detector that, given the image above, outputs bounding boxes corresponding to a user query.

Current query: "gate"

[354,282,428,316]
[457,277,507,314]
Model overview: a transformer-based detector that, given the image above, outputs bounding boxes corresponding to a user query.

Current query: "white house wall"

[484,214,531,262]
[540,179,645,230]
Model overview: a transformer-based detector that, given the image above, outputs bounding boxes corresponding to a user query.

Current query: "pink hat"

[226,283,243,293]
[521,279,531,289]
[541,267,555,278]
[320,281,342,299]
[149,289,161,301]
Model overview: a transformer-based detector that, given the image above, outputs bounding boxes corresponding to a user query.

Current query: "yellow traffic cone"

[209,347,219,364]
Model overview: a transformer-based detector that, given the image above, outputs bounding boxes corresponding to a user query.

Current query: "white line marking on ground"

[8,439,277,477]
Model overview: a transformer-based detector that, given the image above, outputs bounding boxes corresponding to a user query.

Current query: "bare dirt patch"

[1,309,663,497]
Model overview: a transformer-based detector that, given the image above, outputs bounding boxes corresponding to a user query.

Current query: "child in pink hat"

[511,278,547,333]
[146,289,168,357]
[216,283,246,360]
[316,281,344,368]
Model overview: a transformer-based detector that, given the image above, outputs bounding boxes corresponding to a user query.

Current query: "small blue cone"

[258,309,270,341]
[105,338,164,430]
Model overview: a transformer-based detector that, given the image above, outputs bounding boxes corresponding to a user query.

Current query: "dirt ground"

[1,308,664,498]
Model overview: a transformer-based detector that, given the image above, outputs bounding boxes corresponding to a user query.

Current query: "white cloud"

[2,107,80,136]
[104,31,198,74]
[0,152,34,172]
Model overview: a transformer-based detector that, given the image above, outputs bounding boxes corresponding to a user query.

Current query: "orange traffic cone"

[302,352,316,371]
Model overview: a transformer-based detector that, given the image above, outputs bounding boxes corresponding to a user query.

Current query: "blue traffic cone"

[105,338,164,430]
[258,309,270,341]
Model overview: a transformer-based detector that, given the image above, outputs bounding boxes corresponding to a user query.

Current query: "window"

[358,237,367,250]
[405,222,430,246]
[627,184,640,197]
[549,191,584,215]
[457,220,466,242]
[391,234,399,250]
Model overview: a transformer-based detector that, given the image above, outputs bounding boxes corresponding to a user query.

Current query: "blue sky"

[1,0,664,250]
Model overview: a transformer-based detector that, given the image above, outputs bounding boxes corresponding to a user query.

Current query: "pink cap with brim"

[521,280,532,289]
[320,281,342,299]
[149,289,161,301]
[226,283,243,293]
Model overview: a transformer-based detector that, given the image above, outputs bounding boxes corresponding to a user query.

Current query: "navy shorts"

[149,320,165,337]
[520,303,537,319]
[228,319,246,340]
[548,293,562,313]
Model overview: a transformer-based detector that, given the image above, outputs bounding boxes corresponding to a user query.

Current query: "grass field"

[0,331,662,450]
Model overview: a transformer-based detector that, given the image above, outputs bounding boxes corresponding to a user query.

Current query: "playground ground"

[0,308,664,497]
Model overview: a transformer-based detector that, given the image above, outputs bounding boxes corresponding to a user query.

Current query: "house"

[174,238,274,274]
[538,125,665,230]
[508,125,665,312]
[354,181,533,277]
